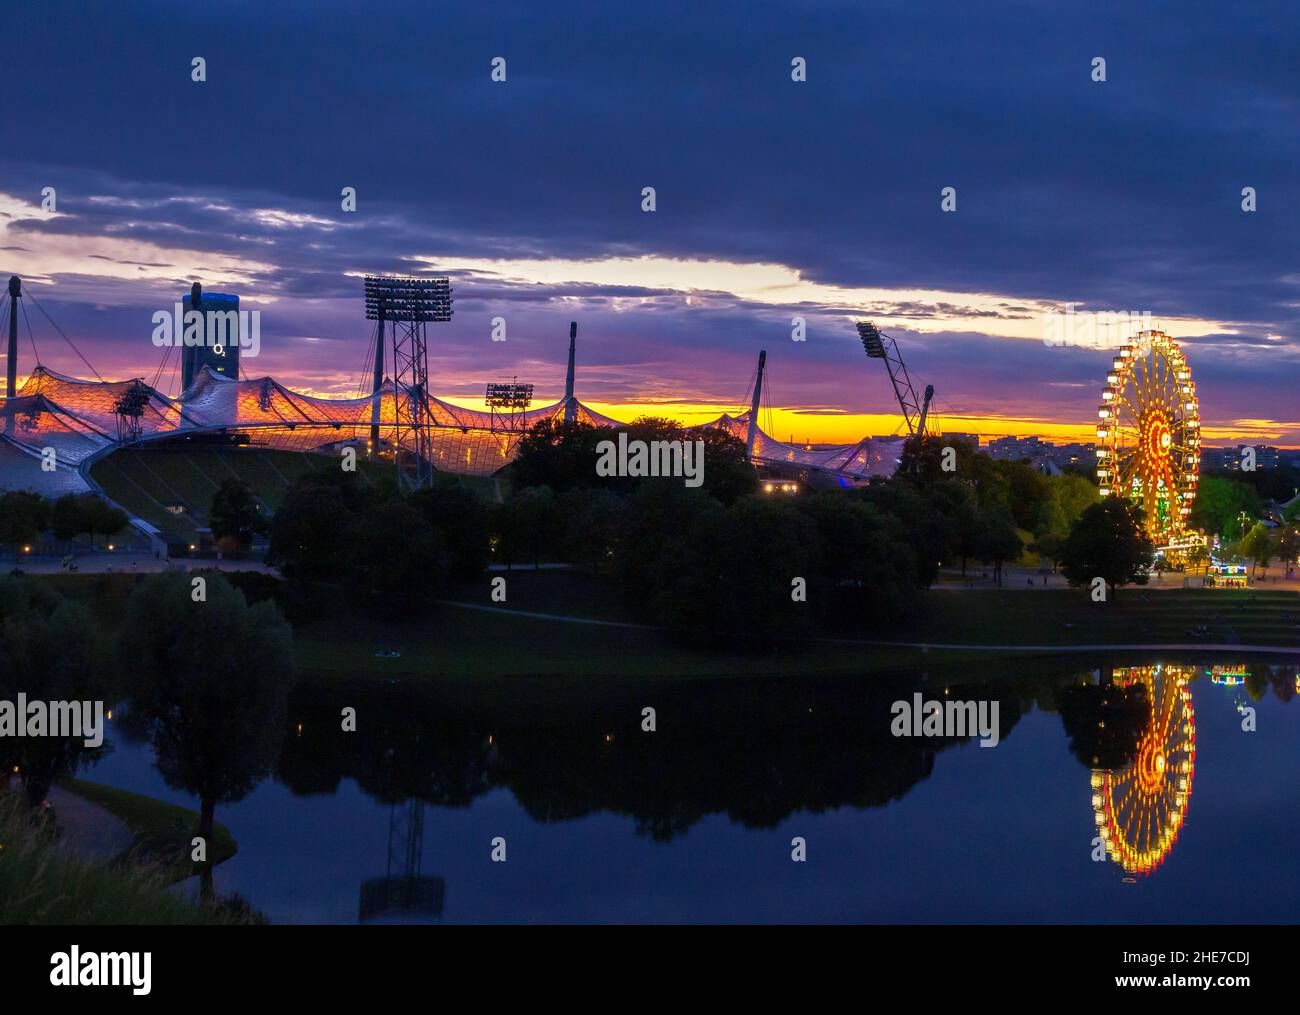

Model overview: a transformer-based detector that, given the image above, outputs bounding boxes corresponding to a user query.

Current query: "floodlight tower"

[486,379,534,432]
[745,349,766,461]
[368,301,386,454]
[857,321,933,438]
[359,797,445,923]
[364,275,453,491]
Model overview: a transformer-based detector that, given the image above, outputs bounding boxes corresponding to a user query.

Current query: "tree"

[84,496,128,550]
[898,434,980,483]
[995,459,1051,532]
[797,492,920,625]
[0,491,49,562]
[1275,523,1299,577]
[1059,499,1153,598]
[657,494,820,641]
[494,486,564,568]
[558,487,625,573]
[267,472,451,608]
[1032,474,1097,572]
[209,479,264,556]
[974,507,1023,586]
[508,418,611,493]
[1050,473,1099,528]
[616,482,725,615]
[46,493,128,550]
[867,477,977,580]
[117,571,294,899]
[1031,528,1065,573]
[694,426,758,504]
[509,415,757,503]
[409,481,491,581]
[267,473,368,585]
[0,578,107,806]
[1190,476,1262,541]
[1238,522,1275,577]
[1058,678,1148,769]
[50,493,88,542]
[352,499,449,603]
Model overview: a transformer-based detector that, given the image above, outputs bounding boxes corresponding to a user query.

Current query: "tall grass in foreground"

[0,797,236,925]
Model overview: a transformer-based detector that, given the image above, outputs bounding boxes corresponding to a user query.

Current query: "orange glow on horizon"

[417,394,1300,448]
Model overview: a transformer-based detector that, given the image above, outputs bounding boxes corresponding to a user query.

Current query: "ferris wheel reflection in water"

[1090,664,1196,878]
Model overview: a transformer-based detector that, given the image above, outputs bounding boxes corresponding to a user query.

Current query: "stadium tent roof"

[0,366,901,495]
[708,412,905,478]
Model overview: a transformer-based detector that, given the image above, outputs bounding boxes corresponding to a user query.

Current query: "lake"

[81,655,1299,923]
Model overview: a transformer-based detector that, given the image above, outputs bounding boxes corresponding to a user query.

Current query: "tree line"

[265,421,1163,633]
[0,491,129,563]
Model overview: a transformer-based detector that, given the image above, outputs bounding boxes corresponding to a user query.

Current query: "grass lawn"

[0,798,234,925]
[25,569,1300,684]
[908,587,1300,647]
[62,779,238,879]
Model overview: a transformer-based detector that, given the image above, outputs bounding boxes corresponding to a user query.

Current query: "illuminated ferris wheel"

[1096,330,1200,548]
[1091,665,1196,875]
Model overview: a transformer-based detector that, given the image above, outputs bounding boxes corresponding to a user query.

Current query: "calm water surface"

[84,657,1299,923]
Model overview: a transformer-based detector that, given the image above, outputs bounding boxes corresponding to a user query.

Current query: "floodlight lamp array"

[363,275,453,322]
[857,321,886,358]
[485,383,534,409]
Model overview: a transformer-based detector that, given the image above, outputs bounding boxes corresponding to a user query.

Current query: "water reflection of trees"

[0,577,110,807]
[277,661,1296,843]
[278,672,1034,841]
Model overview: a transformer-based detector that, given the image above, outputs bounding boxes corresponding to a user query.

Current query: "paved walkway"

[436,600,1300,655]
[821,639,1300,655]
[934,564,1300,591]
[14,554,276,575]
[45,784,134,863]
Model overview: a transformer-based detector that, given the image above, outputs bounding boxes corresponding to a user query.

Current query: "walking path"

[45,784,134,862]
[13,553,276,575]
[933,564,1300,591]
[435,599,1300,654]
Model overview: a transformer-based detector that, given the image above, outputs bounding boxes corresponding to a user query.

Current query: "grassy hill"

[89,445,390,541]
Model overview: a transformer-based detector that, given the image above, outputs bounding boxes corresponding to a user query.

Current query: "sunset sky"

[3,1,1297,445]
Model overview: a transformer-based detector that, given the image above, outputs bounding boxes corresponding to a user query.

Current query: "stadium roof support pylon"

[563,321,578,424]
[6,276,19,401]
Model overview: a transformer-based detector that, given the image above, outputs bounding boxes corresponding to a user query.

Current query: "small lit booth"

[1203,563,1248,589]
[1208,664,1248,685]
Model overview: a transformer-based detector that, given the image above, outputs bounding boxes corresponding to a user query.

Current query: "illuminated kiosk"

[1090,664,1196,876]
[1208,664,1248,686]
[1096,330,1206,563]
[1204,562,1249,589]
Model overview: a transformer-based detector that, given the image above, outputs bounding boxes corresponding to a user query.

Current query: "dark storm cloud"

[1,0,1296,434]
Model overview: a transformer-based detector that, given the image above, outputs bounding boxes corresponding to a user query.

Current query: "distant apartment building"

[986,435,1094,474]
[986,435,1047,460]
[1201,445,1280,471]
[941,432,980,449]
